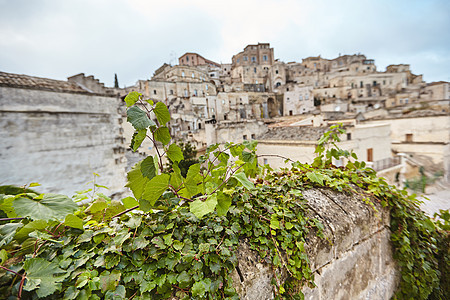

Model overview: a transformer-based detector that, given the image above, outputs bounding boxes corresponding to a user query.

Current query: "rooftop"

[0,71,95,94]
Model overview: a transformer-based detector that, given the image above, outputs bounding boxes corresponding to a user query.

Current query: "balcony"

[372,156,401,172]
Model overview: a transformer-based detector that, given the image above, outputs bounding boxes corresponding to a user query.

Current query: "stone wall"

[230,187,399,300]
[0,86,126,196]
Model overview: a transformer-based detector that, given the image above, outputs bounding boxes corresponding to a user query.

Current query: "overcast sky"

[0,0,449,87]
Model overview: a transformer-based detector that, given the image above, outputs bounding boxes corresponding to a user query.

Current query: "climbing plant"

[0,92,447,299]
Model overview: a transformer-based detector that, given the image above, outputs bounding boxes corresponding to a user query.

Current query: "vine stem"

[0,217,25,222]
[207,164,244,196]
[112,205,139,219]
[257,154,295,163]
[0,265,21,276]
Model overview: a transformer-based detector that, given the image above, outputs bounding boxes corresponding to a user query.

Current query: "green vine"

[0,93,447,299]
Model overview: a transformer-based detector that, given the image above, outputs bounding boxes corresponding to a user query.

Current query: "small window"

[251,56,256,62]
[286,88,289,91]
[254,67,257,73]
[347,133,351,140]
[299,95,303,100]
[263,55,268,61]
[198,123,202,129]
[243,56,248,61]
[263,158,268,165]
[405,98,409,104]
[276,82,281,87]
[224,114,227,120]
[153,90,157,95]
[186,56,189,62]
[289,110,293,116]
[182,71,185,77]
[184,89,188,97]
[192,73,195,78]
[367,148,373,162]
[237,59,240,63]
[406,134,413,142]
[170,90,173,95]
[194,89,198,96]
[206,85,209,90]
[305,94,309,100]
[243,135,247,140]
[275,70,279,74]
[251,134,256,139]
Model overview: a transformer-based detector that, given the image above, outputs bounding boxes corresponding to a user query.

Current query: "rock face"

[0,74,127,196]
[231,187,399,300]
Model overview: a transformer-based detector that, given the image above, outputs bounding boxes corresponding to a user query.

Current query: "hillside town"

[0,43,449,198]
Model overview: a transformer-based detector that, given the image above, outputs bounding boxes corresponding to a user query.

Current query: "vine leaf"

[124,91,141,107]
[140,174,170,210]
[23,257,68,298]
[141,156,157,180]
[126,162,149,199]
[190,195,217,219]
[153,102,170,126]
[184,164,202,197]
[167,144,184,163]
[169,164,183,190]
[0,223,23,247]
[306,171,325,186]
[216,193,231,216]
[122,197,139,209]
[99,270,121,293]
[127,106,154,130]
[131,129,146,152]
[64,214,83,230]
[13,194,78,221]
[0,196,16,217]
[232,172,254,190]
[15,220,51,241]
[154,126,171,145]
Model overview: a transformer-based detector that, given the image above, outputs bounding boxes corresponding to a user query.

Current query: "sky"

[0,0,449,87]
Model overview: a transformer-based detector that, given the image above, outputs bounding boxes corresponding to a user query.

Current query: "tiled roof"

[0,71,91,94]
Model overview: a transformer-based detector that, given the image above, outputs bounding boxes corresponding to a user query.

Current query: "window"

[206,85,208,90]
[254,67,257,73]
[170,89,173,95]
[406,134,413,142]
[194,89,198,96]
[299,95,303,101]
[405,98,409,104]
[224,114,227,120]
[373,81,377,86]
[153,90,157,95]
[360,81,363,88]
[286,88,289,91]
[275,70,279,74]
[251,56,256,62]
[186,56,189,62]
[383,80,386,85]
[243,135,247,140]
[276,82,281,87]
[192,73,195,78]
[289,110,293,116]
[184,89,188,97]
[243,56,248,61]
[314,63,317,68]
[305,94,309,100]
[198,123,201,129]
[367,148,373,162]
[263,55,268,61]
[251,134,255,139]
[263,158,268,165]
[237,59,240,63]
[347,133,351,140]
[182,71,185,77]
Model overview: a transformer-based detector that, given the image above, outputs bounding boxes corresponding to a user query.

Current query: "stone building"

[0,71,126,196]
[178,52,220,68]
[231,43,274,85]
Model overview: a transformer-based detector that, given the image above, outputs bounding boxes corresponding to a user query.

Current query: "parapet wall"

[0,86,127,196]
[231,187,398,300]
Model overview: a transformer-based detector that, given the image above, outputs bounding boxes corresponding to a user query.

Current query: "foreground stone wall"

[231,187,398,300]
[0,86,126,196]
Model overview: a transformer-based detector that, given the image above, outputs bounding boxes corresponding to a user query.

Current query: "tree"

[114,73,119,88]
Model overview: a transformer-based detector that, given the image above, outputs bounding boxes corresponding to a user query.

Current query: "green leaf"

[28,182,41,188]
[170,164,183,190]
[13,194,78,221]
[190,195,218,219]
[192,281,207,297]
[306,171,325,186]
[173,240,184,251]
[127,106,153,130]
[64,214,83,230]
[15,219,49,241]
[141,174,170,209]
[132,236,149,250]
[131,129,147,152]
[99,270,121,293]
[0,223,23,247]
[232,172,254,190]
[64,286,79,300]
[141,156,157,180]
[126,162,149,199]
[105,285,126,299]
[122,197,139,209]
[185,164,201,197]
[0,196,16,217]
[23,257,68,298]
[124,91,142,107]
[167,144,184,163]
[87,198,107,213]
[153,102,171,125]
[154,126,171,145]
[216,193,231,216]
[0,249,8,264]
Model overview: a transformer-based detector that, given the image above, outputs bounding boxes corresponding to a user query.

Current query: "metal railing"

[372,156,401,172]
